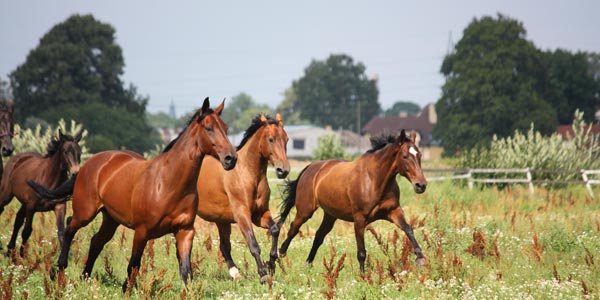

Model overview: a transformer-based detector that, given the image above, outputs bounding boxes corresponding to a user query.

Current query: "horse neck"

[45,150,68,180]
[158,127,205,187]
[360,145,399,185]
[237,133,268,180]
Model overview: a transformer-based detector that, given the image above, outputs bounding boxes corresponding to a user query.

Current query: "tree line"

[3,13,598,155]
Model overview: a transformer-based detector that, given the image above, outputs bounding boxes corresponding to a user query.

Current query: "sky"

[1,1,599,117]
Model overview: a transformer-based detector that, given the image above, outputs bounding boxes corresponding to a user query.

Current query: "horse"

[277,130,427,272]
[196,113,289,283]
[27,98,237,290]
[0,129,82,256]
[0,100,16,178]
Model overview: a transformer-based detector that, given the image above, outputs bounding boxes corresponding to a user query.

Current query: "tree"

[221,93,272,133]
[384,101,421,116]
[0,78,11,101]
[276,87,309,125]
[291,54,380,132]
[543,49,600,124]
[9,14,158,152]
[434,14,557,155]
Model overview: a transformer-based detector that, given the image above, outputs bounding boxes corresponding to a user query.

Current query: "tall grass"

[0,177,598,299]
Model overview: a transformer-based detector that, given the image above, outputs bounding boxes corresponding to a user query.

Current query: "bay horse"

[0,129,82,256]
[0,100,16,178]
[277,130,427,272]
[196,113,289,283]
[28,98,237,290]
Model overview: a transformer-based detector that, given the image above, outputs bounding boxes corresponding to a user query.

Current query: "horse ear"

[215,99,225,116]
[7,100,14,113]
[410,130,417,143]
[260,114,267,123]
[397,129,409,144]
[74,129,83,143]
[201,97,210,114]
[275,113,283,127]
[58,128,65,140]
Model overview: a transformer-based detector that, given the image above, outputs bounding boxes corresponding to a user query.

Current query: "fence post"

[582,170,594,199]
[467,169,473,190]
[526,168,534,196]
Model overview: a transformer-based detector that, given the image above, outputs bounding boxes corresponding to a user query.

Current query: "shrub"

[312,135,348,161]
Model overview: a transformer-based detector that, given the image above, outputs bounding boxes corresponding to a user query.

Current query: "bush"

[312,135,349,161]
[458,110,599,182]
[11,119,91,162]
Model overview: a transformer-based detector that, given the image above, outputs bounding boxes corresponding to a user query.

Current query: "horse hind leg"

[174,228,195,284]
[388,207,426,266]
[122,229,149,292]
[254,210,279,274]
[306,212,337,267]
[279,206,315,257]
[216,222,240,279]
[82,210,119,278]
[0,191,14,250]
[18,205,36,257]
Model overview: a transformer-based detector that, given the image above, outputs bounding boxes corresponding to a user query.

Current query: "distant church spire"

[169,100,176,118]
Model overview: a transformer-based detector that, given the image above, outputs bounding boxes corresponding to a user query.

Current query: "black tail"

[27,173,77,202]
[277,166,308,227]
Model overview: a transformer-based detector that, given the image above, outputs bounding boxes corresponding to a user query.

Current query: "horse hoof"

[260,274,270,284]
[305,261,313,268]
[416,258,427,267]
[229,267,241,280]
[278,251,286,258]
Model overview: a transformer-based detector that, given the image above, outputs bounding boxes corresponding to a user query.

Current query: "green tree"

[543,49,600,125]
[384,101,421,116]
[147,111,179,129]
[292,54,380,132]
[221,93,272,133]
[9,14,157,152]
[434,14,557,155]
[276,87,309,125]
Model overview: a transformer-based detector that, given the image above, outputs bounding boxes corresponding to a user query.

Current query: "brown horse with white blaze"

[28,98,237,290]
[0,129,82,256]
[196,113,289,282]
[278,130,427,272]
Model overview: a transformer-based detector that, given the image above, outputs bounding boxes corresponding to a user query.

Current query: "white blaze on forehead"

[409,146,418,157]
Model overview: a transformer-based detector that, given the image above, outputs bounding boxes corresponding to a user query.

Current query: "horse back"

[0,152,56,202]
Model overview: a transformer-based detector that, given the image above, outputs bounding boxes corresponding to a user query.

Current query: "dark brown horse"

[196,113,289,282]
[0,100,16,178]
[278,130,427,272]
[28,98,237,290]
[0,129,82,256]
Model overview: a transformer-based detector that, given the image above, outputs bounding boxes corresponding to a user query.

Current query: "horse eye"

[206,126,213,132]
[403,155,409,160]
[268,137,274,143]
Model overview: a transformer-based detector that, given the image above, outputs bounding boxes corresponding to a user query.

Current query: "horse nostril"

[223,154,237,170]
[276,168,289,179]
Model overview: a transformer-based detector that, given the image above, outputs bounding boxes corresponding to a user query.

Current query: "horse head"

[395,130,427,194]
[0,100,15,156]
[259,113,290,179]
[194,98,237,170]
[57,128,83,175]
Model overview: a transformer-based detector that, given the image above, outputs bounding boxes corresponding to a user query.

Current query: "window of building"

[293,139,305,150]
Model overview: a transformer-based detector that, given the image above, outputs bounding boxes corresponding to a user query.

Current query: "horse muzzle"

[275,167,290,179]
[222,154,237,171]
[413,182,427,194]
[1,145,13,156]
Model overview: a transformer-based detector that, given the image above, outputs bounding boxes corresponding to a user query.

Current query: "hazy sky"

[1,1,599,117]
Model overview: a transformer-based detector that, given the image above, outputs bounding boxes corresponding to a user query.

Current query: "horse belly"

[315,177,354,222]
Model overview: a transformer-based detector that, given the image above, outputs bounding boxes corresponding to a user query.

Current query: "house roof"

[557,124,600,140]
[362,104,436,145]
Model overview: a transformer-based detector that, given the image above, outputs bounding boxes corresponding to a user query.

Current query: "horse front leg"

[306,212,336,267]
[353,215,368,273]
[174,227,194,284]
[122,230,148,293]
[0,191,15,250]
[54,203,66,249]
[388,207,426,266]
[18,206,36,257]
[255,210,279,274]
[216,222,240,279]
[236,210,269,283]
[6,204,25,255]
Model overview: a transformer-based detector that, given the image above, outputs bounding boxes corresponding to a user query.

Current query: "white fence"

[269,167,600,198]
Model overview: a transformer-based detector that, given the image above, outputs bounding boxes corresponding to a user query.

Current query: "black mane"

[45,133,76,158]
[162,107,214,153]
[366,134,397,153]
[237,114,277,151]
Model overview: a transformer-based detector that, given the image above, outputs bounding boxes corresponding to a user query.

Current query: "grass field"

[0,173,598,299]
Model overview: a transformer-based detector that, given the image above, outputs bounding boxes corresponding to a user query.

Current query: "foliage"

[0,77,11,101]
[384,101,421,116]
[292,54,380,132]
[458,110,600,182]
[41,102,162,153]
[434,14,557,155]
[276,87,310,125]
[220,93,273,134]
[146,112,179,129]
[543,49,600,125]
[312,135,349,161]
[9,14,157,153]
[11,119,91,161]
